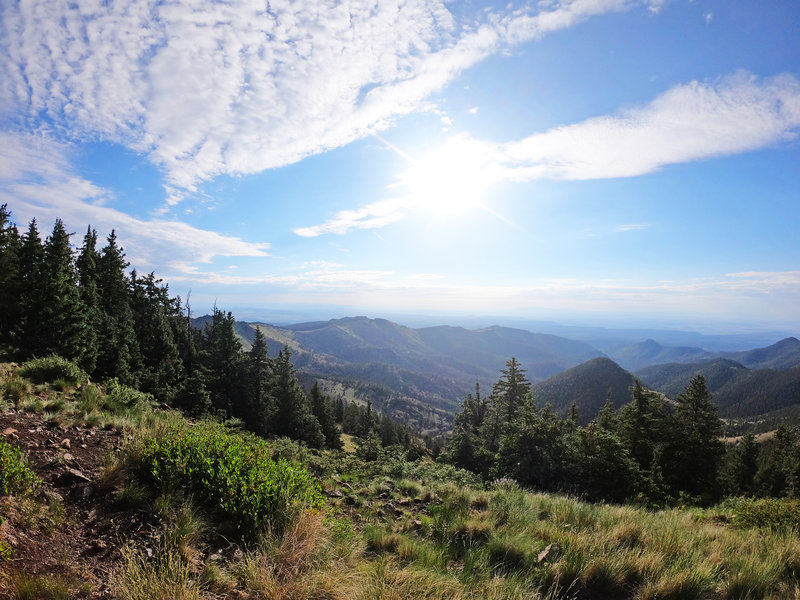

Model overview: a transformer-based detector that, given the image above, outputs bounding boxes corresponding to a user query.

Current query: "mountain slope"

[635,358,749,399]
[604,339,709,371]
[531,357,636,423]
[719,337,800,370]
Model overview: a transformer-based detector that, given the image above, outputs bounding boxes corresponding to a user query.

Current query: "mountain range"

[194,315,800,434]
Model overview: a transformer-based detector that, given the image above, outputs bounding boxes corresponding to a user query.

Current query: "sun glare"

[397,137,499,216]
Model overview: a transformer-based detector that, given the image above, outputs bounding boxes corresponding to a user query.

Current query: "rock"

[75,484,94,499]
[2,427,18,439]
[61,438,71,449]
[62,453,75,462]
[40,489,64,504]
[328,490,344,498]
[399,497,411,506]
[413,519,423,528]
[537,543,562,564]
[55,467,91,486]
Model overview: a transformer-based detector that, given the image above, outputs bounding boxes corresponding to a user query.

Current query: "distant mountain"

[635,358,749,399]
[713,365,800,418]
[636,357,800,421]
[197,315,605,434]
[718,337,800,370]
[531,357,635,424]
[603,338,709,371]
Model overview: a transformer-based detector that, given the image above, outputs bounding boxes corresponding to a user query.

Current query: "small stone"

[328,490,344,498]
[146,547,153,558]
[3,427,18,439]
[537,543,562,564]
[62,453,74,462]
[61,438,71,449]
[41,489,64,504]
[413,519,423,528]
[80,444,88,449]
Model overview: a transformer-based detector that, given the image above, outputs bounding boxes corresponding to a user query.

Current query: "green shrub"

[0,438,40,496]
[105,379,153,411]
[727,497,800,530]
[136,422,322,536]
[19,355,87,385]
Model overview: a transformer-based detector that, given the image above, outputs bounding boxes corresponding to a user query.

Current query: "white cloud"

[293,198,408,237]
[0,0,657,199]
[295,72,800,236]
[0,132,270,275]
[502,72,800,180]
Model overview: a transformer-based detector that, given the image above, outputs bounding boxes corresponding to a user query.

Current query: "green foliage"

[136,421,322,535]
[723,497,800,530]
[19,355,87,385]
[0,437,40,496]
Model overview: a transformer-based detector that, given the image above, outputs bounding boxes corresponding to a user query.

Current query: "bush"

[726,497,800,530]
[0,438,40,496]
[136,422,322,535]
[105,379,153,411]
[19,355,87,385]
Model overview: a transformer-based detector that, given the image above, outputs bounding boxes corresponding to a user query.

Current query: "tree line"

[442,357,800,505]
[0,205,419,453]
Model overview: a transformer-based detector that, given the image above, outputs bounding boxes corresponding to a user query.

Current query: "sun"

[395,136,499,215]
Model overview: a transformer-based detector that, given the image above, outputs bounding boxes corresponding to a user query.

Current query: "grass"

[4,361,800,600]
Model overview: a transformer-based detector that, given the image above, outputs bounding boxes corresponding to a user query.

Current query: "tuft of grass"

[6,572,75,600]
[19,355,87,385]
[2,375,30,405]
[115,542,203,600]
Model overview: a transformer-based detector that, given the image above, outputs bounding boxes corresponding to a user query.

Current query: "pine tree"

[16,219,46,357]
[270,347,323,447]
[75,226,101,372]
[38,219,89,363]
[202,308,243,417]
[482,358,533,453]
[665,375,724,500]
[0,205,21,347]
[241,326,273,434]
[309,381,342,449]
[95,230,140,384]
[727,433,759,496]
[129,271,183,402]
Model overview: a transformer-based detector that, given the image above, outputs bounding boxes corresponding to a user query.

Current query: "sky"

[1,0,798,333]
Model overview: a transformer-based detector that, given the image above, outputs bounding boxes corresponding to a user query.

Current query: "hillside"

[718,336,800,370]
[531,357,636,423]
[603,338,709,371]
[204,316,605,433]
[635,358,750,399]
[3,361,800,600]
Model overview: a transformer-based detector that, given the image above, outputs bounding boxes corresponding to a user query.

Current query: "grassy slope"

[1,362,799,600]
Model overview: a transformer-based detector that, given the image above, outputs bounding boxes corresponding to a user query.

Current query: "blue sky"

[1,0,798,332]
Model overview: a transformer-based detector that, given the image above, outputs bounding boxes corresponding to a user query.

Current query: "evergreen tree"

[618,381,670,502]
[445,383,492,478]
[75,226,101,372]
[16,220,46,357]
[665,375,724,500]
[129,271,183,402]
[38,219,89,363]
[574,423,640,502]
[0,205,21,347]
[240,326,273,434]
[95,230,140,384]
[270,347,323,447]
[200,308,243,417]
[483,357,532,452]
[309,381,342,449]
[726,433,759,496]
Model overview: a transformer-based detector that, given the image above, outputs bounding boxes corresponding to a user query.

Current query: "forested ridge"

[0,204,419,453]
